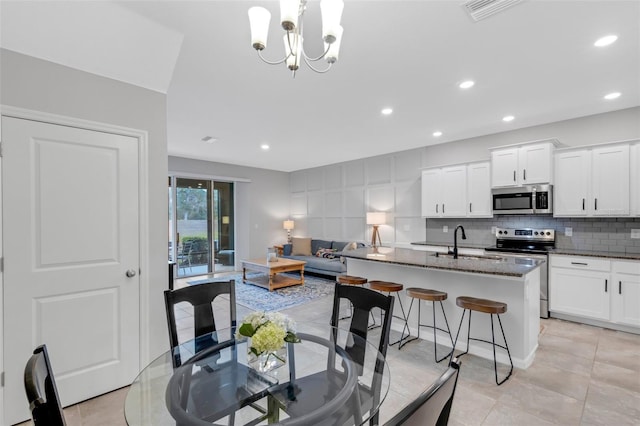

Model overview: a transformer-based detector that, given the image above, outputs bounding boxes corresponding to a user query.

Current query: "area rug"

[188,272,335,312]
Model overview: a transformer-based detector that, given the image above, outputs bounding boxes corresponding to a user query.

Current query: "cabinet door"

[441,165,467,217]
[491,148,519,187]
[591,144,630,216]
[549,267,610,320]
[554,150,589,216]
[467,162,492,217]
[520,143,552,184]
[631,144,639,216]
[421,169,442,217]
[612,274,640,327]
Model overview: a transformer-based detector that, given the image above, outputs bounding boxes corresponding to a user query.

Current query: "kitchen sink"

[430,252,506,262]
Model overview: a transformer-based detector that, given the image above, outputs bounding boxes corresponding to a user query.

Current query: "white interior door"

[2,116,140,425]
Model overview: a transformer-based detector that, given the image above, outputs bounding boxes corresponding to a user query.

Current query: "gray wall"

[288,107,640,252]
[1,49,169,360]
[168,156,290,261]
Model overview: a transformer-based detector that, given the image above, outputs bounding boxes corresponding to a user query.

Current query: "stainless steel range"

[485,228,555,318]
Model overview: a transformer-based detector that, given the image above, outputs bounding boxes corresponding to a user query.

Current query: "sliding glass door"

[169,177,234,278]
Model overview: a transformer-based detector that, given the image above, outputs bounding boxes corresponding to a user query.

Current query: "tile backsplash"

[425,216,640,254]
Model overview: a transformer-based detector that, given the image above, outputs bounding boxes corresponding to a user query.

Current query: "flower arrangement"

[237,311,300,363]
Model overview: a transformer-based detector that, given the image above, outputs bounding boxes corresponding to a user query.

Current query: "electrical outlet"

[565,227,573,237]
[443,226,449,233]
[631,229,640,239]
[491,226,497,234]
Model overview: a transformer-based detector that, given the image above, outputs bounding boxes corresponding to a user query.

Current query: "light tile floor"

[18,279,640,425]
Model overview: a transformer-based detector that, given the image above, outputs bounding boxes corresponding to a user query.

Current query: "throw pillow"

[316,248,337,259]
[291,237,312,256]
[340,241,358,263]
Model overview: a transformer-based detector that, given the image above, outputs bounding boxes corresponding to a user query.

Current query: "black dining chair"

[164,279,237,367]
[273,283,394,426]
[24,344,67,426]
[382,358,462,426]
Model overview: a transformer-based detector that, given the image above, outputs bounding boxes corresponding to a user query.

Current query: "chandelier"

[248,0,344,76]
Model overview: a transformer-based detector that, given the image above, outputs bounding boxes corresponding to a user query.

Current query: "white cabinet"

[467,162,493,217]
[421,162,492,218]
[612,261,640,327]
[491,141,556,188]
[554,143,630,217]
[549,255,611,321]
[631,143,640,216]
[550,255,640,330]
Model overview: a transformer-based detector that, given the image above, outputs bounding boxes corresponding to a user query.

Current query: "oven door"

[492,188,534,214]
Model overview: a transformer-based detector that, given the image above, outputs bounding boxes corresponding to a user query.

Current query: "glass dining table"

[124,323,390,425]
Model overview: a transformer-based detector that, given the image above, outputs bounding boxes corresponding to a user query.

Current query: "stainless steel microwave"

[492,184,553,215]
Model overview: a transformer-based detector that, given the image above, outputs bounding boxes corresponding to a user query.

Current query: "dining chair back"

[383,358,462,426]
[164,280,236,366]
[24,344,67,426]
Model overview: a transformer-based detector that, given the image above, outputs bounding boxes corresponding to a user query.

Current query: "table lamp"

[283,220,295,243]
[366,212,386,247]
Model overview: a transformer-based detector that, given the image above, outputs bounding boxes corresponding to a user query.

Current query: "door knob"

[126,269,137,278]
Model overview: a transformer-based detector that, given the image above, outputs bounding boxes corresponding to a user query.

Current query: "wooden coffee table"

[241,258,306,291]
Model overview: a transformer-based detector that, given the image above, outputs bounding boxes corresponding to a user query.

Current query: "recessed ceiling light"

[604,92,621,100]
[459,80,475,89]
[381,108,393,115]
[433,131,443,137]
[260,144,270,150]
[594,35,618,47]
[502,115,515,122]
[201,136,218,144]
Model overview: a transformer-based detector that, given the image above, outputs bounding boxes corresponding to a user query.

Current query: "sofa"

[281,238,365,277]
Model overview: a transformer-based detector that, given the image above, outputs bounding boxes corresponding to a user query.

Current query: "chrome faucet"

[452,225,467,259]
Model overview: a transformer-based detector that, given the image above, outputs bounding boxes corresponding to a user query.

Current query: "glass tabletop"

[125,323,390,426]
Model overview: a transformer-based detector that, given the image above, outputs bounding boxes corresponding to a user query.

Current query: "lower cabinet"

[549,254,640,329]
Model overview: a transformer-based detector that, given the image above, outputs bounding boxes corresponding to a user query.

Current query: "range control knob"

[534,231,539,236]
[504,231,508,235]
[546,231,551,236]
[498,231,503,235]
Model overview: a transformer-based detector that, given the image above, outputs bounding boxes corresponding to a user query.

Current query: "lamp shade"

[222,216,230,224]
[320,0,344,43]
[324,25,343,63]
[283,220,295,230]
[280,0,301,30]
[366,212,386,225]
[248,6,271,50]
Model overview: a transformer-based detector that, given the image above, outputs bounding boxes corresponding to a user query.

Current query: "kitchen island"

[342,247,543,369]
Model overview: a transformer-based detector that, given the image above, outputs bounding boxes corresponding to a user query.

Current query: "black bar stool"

[369,281,410,346]
[402,288,454,362]
[451,296,513,385]
[336,275,368,320]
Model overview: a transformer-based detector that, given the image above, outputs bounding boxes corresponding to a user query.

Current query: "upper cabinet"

[554,142,631,217]
[490,140,558,188]
[421,162,492,218]
[632,143,640,216]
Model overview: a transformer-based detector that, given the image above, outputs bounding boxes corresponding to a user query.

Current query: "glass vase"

[248,347,287,373]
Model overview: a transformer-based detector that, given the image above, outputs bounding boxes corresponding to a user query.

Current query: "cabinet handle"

[469,202,472,213]
[443,204,445,214]
[595,198,598,210]
[436,204,438,213]
[570,262,588,266]
[619,281,622,295]
[605,279,608,292]
[523,169,526,181]
[513,170,516,182]
[582,198,585,210]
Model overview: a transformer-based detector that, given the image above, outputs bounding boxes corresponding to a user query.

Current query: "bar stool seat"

[337,275,368,285]
[403,288,454,360]
[451,295,513,385]
[368,281,410,347]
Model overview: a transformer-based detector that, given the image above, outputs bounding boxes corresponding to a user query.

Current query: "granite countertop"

[342,247,543,278]
[548,248,640,261]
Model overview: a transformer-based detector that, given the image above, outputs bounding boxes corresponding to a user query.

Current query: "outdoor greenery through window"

[169,176,235,277]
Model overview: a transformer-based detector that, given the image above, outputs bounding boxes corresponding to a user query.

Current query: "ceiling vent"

[463,0,523,22]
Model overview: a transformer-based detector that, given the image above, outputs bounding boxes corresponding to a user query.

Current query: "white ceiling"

[1,1,639,172]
